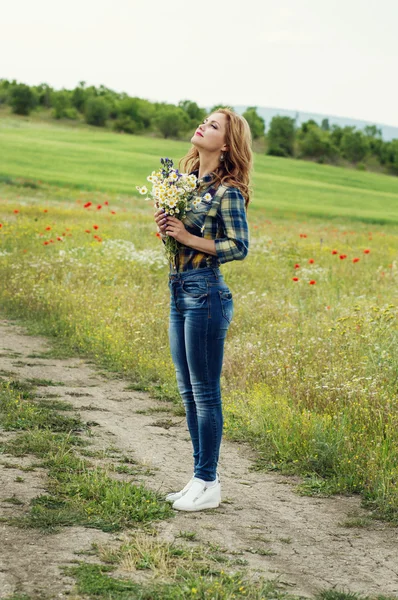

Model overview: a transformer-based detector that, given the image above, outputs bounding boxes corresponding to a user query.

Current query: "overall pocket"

[181,279,208,298]
[218,289,234,324]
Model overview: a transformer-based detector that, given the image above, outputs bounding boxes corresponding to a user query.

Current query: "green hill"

[1,116,398,224]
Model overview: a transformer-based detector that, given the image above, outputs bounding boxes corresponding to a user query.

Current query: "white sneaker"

[165,476,195,503]
[172,477,221,512]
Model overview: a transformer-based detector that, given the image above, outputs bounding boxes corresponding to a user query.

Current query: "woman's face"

[191,112,228,154]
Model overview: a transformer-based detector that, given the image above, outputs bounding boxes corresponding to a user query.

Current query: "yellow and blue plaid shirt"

[169,170,249,272]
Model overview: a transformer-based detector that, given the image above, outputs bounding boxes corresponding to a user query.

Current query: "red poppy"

[45,226,51,231]
[339,254,347,260]
[111,211,116,215]
[14,209,19,214]
[49,239,54,243]
[97,204,102,210]
[85,229,91,233]
[156,232,161,239]
[308,258,315,264]
[104,201,109,206]
[353,258,360,263]
[309,280,316,285]
[84,202,92,208]
[43,241,49,245]
[331,250,338,255]
[292,277,299,282]
[57,237,62,241]
[93,225,99,230]
[326,306,331,310]
[294,263,300,269]
[0,224,2,228]
[299,233,307,238]
[43,209,48,213]
[364,249,370,254]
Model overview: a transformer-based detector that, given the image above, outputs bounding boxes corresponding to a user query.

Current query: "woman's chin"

[191,136,203,147]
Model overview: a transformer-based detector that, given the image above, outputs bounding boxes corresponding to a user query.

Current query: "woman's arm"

[163,218,217,256]
[164,187,249,262]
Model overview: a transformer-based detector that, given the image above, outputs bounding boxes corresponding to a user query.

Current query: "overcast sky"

[2,0,398,126]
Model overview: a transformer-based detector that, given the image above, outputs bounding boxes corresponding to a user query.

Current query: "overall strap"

[206,184,228,218]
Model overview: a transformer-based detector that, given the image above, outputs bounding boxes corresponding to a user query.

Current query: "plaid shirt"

[168,171,249,272]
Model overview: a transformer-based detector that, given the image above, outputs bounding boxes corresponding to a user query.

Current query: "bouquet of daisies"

[137,157,203,263]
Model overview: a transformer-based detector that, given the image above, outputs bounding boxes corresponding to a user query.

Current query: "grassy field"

[2,116,398,222]
[0,115,398,523]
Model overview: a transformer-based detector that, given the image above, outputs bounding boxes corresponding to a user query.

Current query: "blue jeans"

[168,267,233,481]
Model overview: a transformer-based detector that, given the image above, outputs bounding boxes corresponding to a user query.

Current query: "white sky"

[2,0,398,126]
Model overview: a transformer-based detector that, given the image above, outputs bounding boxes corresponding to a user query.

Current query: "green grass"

[0,118,398,524]
[0,379,173,532]
[1,116,398,223]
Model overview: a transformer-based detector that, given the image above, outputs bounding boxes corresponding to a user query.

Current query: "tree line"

[1,79,397,176]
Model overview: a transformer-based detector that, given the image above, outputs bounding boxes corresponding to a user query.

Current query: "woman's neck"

[198,152,220,180]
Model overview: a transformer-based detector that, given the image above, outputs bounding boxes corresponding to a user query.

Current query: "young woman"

[154,108,253,511]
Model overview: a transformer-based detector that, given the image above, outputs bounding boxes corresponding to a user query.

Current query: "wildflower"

[332,250,338,254]
[14,209,19,214]
[353,258,360,263]
[136,186,148,195]
[309,280,316,285]
[57,237,62,241]
[43,241,49,245]
[93,225,99,230]
[292,277,299,282]
[363,249,370,254]
[45,226,51,231]
[85,229,91,233]
[299,233,307,238]
[104,201,109,205]
[97,204,102,209]
[84,202,92,208]
[308,258,315,264]
[294,263,300,269]
[43,209,48,213]
[111,211,116,214]
[339,254,347,260]
[0,224,2,228]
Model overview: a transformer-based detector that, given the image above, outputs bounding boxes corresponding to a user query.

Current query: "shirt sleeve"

[214,187,249,263]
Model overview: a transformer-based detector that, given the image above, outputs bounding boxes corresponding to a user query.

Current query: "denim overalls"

[168,184,233,481]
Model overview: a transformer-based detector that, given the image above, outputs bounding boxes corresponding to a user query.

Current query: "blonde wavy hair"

[179,108,253,207]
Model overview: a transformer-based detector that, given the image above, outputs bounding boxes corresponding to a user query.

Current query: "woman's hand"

[154,208,167,235]
[165,216,192,246]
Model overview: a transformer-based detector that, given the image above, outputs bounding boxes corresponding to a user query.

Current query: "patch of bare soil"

[0,320,397,599]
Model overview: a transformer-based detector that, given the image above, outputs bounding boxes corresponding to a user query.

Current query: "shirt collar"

[192,170,217,188]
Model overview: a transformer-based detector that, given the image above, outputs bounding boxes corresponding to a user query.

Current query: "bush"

[112,116,137,134]
[267,116,295,157]
[51,91,73,119]
[297,123,338,162]
[9,83,37,115]
[340,128,369,163]
[153,105,190,138]
[242,106,265,140]
[84,97,109,127]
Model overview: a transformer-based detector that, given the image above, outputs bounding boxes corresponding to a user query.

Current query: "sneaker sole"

[173,500,221,512]
[165,493,183,503]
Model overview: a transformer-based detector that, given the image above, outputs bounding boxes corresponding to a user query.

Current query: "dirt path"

[0,319,397,599]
